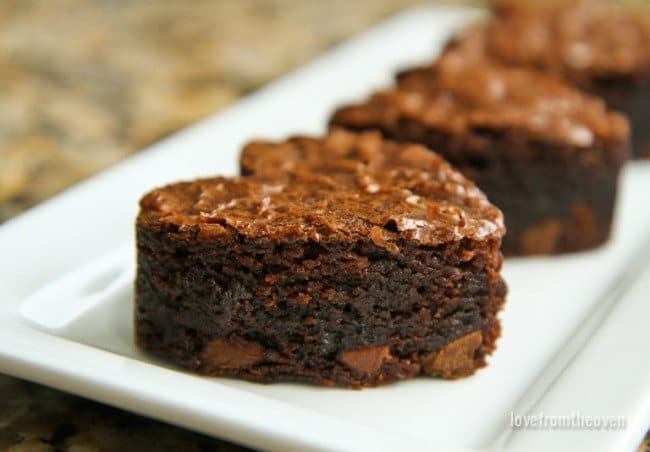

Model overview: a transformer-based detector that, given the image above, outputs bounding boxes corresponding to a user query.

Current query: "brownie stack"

[135,0,640,387]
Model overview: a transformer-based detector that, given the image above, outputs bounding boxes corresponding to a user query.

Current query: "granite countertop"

[0,1,648,451]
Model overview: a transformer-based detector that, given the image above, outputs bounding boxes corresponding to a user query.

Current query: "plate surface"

[1,6,650,452]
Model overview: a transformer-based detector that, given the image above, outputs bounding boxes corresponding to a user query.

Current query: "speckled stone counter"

[0,1,648,450]
[0,0,454,221]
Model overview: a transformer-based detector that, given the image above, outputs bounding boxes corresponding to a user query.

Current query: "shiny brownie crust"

[135,135,506,387]
[486,1,650,158]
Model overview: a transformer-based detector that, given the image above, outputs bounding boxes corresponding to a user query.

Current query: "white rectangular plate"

[1,6,649,452]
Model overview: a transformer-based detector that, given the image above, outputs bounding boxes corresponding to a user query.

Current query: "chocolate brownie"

[470,0,650,158]
[136,132,506,387]
[330,49,629,256]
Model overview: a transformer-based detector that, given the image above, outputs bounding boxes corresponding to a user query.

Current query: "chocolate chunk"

[338,345,392,375]
[200,337,264,371]
[422,331,484,379]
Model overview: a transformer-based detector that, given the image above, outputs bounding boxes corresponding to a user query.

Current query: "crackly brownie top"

[332,41,629,151]
[242,128,475,177]
[487,0,650,83]
[139,131,504,246]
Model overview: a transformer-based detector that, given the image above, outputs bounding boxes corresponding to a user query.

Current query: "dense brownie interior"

[592,77,650,158]
[137,226,505,385]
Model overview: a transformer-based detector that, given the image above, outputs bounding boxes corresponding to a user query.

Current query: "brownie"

[330,49,629,256]
[472,0,650,158]
[136,132,507,387]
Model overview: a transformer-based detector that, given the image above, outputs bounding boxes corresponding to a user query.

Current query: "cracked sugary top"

[139,130,504,247]
[331,36,629,153]
[489,0,650,83]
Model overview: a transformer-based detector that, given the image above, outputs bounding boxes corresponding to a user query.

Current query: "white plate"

[1,5,649,451]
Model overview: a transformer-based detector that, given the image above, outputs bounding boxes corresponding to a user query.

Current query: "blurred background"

[0,1,648,451]
[0,0,484,222]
